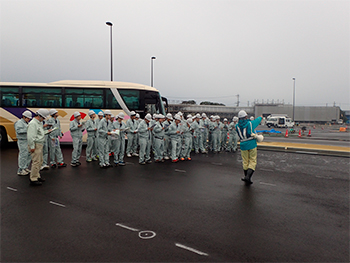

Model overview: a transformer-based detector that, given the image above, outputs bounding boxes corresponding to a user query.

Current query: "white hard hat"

[104,110,112,115]
[110,114,114,118]
[250,116,254,120]
[195,113,201,119]
[73,111,81,118]
[88,110,95,116]
[187,114,193,119]
[215,115,220,120]
[36,109,49,119]
[223,118,228,122]
[233,116,238,122]
[49,109,58,116]
[166,113,172,119]
[210,115,214,119]
[174,114,181,121]
[145,113,152,121]
[98,111,104,116]
[158,114,165,119]
[238,110,247,118]
[187,118,193,124]
[22,110,32,119]
[130,111,136,116]
[256,134,264,143]
[177,111,183,116]
[202,113,207,117]
[135,113,140,118]
[154,114,160,119]
[117,113,124,120]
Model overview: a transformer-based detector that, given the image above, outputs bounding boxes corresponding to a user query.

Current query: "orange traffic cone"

[298,130,302,138]
[308,129,311,137]
[285,130,289,138]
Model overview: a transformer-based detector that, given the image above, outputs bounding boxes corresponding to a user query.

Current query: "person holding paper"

[163,113,173,160]
[137,113,153,165]
[112,113,127,166]
[153,114,166,162]
[69,111,84,167]
[47,109,66,168]
[181,117,194,161]
[167,114,182,162]
[97,110,113,168]
[85,110,98,162]
[228,116,238,152]
[126,111,139,157]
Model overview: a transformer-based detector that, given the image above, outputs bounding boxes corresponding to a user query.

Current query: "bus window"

[105,89,122,109]
[65,88,103,108]
[22,87,62,107]
[0,87,19,107]
[119,90,140,110]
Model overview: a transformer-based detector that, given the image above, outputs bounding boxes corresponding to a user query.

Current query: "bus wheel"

[0,128,8,148]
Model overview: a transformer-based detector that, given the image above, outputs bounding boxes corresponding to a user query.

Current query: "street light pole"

[151,56,156,87]
[292,77,296,121]
[106,21,113,81]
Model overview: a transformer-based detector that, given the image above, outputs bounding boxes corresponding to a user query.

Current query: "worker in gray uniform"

[221,118,229,151]
[228,116,238,152]
[95,111,104,159]
[69,111,84,167]
[201,113,209,150]
[41,115,52,171]
[137,113,153,165]
[15,110,32,176]
[167,114,182,162]
[97,110,113,168]
[181,117,194,161]
[112,112,127,166]
[153,114,166,162]
[163,113,173,160]
[85,110,98,162]
[126,111,139,157]
[47,109,66,168]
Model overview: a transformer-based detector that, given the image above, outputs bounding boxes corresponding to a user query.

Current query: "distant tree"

[200,101,225,106]
[181,100,196,105]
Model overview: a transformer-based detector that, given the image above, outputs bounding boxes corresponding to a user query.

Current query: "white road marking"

[175,169,186,173]
[175,243,209,256]
[211,162,223,166]
[138,231,156,239]
[115,223,139,232]
[7,187,17,192]
[49,201,66,208]
[259,182,277,187]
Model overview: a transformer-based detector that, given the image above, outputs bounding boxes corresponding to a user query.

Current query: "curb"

[257,145,350,158]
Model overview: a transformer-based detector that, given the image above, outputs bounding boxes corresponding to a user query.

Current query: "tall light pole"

[292,77,296,121]
[151,56,156,87]
[106,21,113,81]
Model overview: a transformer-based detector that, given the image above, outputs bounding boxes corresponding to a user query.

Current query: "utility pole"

[236,94,240,107]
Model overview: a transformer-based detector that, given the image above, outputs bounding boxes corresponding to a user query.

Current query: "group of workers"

[15,108,261,186]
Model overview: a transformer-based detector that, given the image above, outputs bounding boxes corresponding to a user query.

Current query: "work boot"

[245,169,254,185]
[241,170,248,182]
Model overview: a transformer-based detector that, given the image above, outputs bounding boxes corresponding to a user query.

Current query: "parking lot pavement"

[1,146,349,262]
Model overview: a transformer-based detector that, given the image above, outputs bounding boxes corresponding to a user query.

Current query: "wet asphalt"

[1,145,349,262]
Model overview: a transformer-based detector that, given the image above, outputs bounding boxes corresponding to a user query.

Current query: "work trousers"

[17,139,31,173]
[126,133,137,154]
[194,134,205,153]
[228,133,238,151]
[182,136,192,159]
[42,135,49,165]
[113,138,125,163]
[29,143,43,181]
[98,137,110,166]
[212,133,221,151]
[139,137,151,163]
[71,137,82,164]
[170,137,181,161]
[221,131,228,149]
[153,138,164,161]
[241,147,258,171]
[164,135,171,158]
[86,136,97,160]
[50,138,64,164]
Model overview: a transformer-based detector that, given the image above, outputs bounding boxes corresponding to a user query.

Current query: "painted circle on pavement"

[138,231,156,239]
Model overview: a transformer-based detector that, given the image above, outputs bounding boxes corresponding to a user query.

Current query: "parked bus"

[0,80,168,146]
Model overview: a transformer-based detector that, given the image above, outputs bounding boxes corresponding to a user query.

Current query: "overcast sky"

[1,0,349,109]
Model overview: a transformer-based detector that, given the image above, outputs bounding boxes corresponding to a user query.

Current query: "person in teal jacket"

[236,110,262,185]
